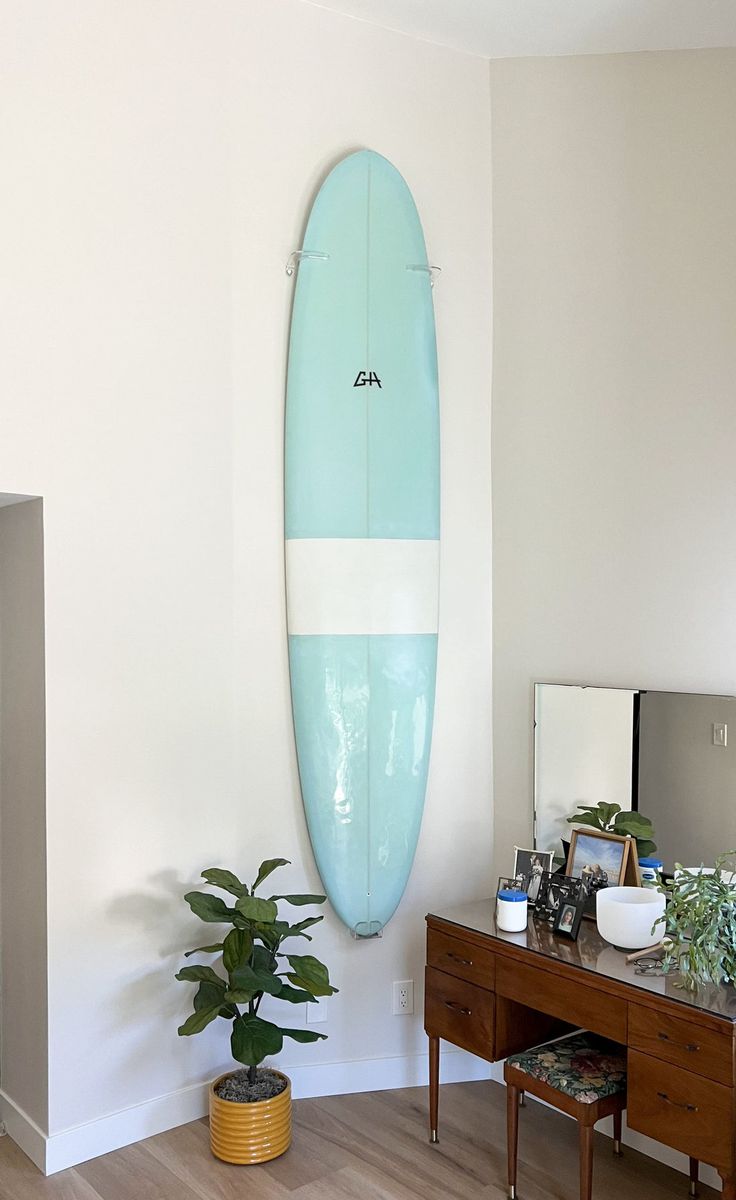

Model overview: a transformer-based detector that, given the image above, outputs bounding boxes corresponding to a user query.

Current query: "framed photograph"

[534,871,586,923]
[513,847,554,904]
[566,828,640,918]
[553,897,584,940]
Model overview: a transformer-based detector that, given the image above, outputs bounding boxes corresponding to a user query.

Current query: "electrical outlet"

[306,1001,328,1025]
[392,979,414,1015]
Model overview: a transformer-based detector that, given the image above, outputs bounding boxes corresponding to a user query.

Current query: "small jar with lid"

[496,886,528,932]
[639,857,664,889]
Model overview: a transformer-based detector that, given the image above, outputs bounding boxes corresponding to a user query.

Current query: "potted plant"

[566,801,657,860]
[176,858,338,1164]
[659,853,736,990]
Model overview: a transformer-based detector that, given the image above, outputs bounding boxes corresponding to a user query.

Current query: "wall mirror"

[534,683,736,874]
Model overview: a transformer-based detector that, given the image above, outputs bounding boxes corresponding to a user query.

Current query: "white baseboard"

[2,1049,491,1176]
[0,1091,47,1172]
[287,1046,492,1099]
[3,1055,723,1190]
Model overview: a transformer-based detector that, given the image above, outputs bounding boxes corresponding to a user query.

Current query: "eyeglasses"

[634,956,666,976]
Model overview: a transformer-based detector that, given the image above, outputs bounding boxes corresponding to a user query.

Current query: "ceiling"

[303,0,736,59]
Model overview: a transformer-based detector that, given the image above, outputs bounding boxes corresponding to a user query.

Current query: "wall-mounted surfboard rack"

[406,263,442,287]
[285,250,330,276]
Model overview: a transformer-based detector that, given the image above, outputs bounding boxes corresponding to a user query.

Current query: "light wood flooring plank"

[0,1136,103,1200]
[142,1118,287,1200]
[76,1141,204,1200]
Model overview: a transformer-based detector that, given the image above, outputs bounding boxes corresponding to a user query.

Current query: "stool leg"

[579,1122,594,1200]
[613,1110,622,1156]
[689,1157,699,1197]
[506,1084,519,1200]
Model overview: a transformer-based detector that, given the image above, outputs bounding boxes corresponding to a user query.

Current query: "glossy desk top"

[428,899,736,1023]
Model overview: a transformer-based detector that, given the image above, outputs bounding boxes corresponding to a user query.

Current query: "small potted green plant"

[659,852,736,990]
[176,858,337,1163]
[566,801,657,860]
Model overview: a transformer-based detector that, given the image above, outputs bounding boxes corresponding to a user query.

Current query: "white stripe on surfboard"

[286,538,439,636]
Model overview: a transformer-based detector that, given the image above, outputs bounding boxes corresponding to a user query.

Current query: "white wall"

[491,48,736,876]
[0,0,493,1170]
[0,499,48,1131]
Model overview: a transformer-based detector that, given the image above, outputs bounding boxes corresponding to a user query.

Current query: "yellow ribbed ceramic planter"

[209,1070,291,1164]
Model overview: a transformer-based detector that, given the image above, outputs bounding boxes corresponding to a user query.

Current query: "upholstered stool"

[504,1032,626,1200]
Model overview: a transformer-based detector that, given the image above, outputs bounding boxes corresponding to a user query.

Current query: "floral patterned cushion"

[506,1032,626,1105]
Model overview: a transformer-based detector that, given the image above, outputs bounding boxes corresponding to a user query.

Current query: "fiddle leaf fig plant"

[567,801,657,860]
[659,853,736,990]
[176,859,337,1084]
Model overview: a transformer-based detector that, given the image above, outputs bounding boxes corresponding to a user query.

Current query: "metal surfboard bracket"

[286,250,330,276]
[406,263,442,287]
[351,921,384,940]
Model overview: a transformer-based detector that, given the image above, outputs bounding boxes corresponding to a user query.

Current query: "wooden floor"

[0,1080,717,1200]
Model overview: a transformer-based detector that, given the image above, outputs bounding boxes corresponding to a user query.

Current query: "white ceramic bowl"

[596,886,666,951]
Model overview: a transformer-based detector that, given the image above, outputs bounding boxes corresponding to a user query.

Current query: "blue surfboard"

[285,150,439,936]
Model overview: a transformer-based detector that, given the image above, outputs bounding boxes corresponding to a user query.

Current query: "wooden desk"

[425,901,736,1197]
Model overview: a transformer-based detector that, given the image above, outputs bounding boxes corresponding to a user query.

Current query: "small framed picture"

[534,871,585,923]
[513,847,554,904]
[566,828,640,918]
[553,898,584,940]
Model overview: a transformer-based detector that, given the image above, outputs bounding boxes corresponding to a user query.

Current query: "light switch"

[713,722,728,747]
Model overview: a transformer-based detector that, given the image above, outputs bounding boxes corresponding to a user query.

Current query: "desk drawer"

[629,1004,733,1085]
[424,966,494,1061]
[496,958,626,1042]
[628,1050,734,1170]
[427,927,495,990]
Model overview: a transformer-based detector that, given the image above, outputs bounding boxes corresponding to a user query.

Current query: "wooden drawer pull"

[446,952,473,967]
[657,1091,698,1113]
[657,1031,701,1052]
[444,1000,472,1017]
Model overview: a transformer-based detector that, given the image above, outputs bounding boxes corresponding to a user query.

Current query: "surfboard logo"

[353,370,382,388]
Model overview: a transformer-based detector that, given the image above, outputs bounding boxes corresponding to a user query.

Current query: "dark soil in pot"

[215,1069,287,1103]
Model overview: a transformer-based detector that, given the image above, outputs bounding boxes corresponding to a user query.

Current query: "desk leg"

[719,1173,736,1200]
[428,1035,439,1143]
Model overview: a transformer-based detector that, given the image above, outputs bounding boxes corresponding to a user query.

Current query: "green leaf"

[178,1006,221,1036]
[252,858,291,892]
[279,1027,327,1043]
[290,915,324,934]
[193,980,231,1013]
[224,989,255,1004]
[175,965,225,986]
[184,943,223,957]
[284,954,338,997]
[223,928,253,974]
[613,812,654,836]
[231,1014,283,1066]
[635,839,658,860]
[235,895,279,924]
[277,983,317,1004]
[230,964,282,996]
[201,868,248,898]
[566,812,605,830]
[269,894,327,907]
[184,891,237,924]
[251,945,276,972]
